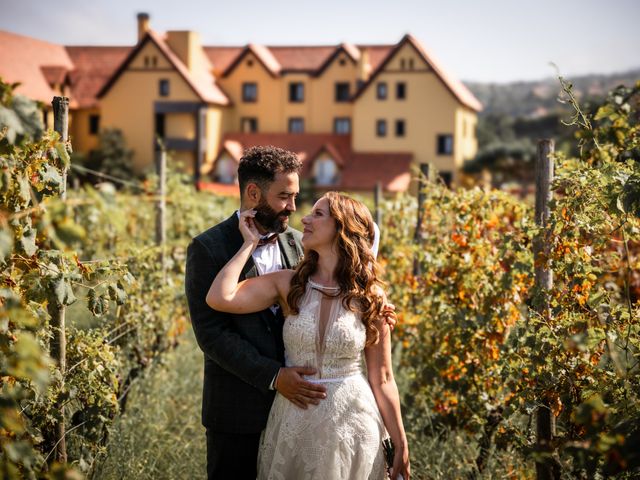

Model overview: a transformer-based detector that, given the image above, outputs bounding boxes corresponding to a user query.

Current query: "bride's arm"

[206,210,292,314]
[365,317,410,480]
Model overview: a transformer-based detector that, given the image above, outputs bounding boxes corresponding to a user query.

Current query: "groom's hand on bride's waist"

[274,367,327,410]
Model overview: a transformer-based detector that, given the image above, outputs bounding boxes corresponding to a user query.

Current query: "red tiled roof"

[66,46,131,108]
[98,30,230,106]
[203,46,244,73]
[342,153,412,192]
[214,132,411,192]
[214,44,394,76]
[310,143,345,167]
[196,180,240,197]
[220,139,244,161]
[269,46,337,72]
[0,30,74,103]
[40,65,68,86]
[222,43,282,78]
[353,34,482,112]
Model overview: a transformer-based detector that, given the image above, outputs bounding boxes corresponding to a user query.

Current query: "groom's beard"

[254,199,292,234]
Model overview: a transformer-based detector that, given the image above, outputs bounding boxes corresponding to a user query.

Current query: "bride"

[206,191,410,480]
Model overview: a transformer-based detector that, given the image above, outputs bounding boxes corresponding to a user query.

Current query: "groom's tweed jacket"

[185,213,304,434]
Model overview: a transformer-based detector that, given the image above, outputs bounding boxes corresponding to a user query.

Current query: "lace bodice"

[283,279,366,380]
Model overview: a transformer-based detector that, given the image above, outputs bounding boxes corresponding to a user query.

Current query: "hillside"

[465,68,640,118]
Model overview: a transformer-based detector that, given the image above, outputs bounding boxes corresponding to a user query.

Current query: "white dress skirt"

[257,280,387,480]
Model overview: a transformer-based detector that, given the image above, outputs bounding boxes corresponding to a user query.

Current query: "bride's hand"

[390,445,410,480]
[239,209,260,246]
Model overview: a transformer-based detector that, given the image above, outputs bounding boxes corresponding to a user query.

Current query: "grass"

[91,329,533,479]
[91,329,206,480]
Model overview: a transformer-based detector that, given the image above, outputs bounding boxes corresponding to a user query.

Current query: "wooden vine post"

[413,163,430,277]
[534,139,559,480]
[50,96,69,463]
[155,139,167,282]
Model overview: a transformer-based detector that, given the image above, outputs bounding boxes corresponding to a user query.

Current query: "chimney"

[357,47,372,83]
[137,13,150,42]
[166,31,202,72]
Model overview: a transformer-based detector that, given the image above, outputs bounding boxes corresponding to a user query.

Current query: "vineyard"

[1,77,639,479]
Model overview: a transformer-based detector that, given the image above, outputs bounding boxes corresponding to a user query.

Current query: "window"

[155,113,165,138]
[288,118,304,133]
[314,158,338,186]
[334,118,351,135]
[214,155,237,184]
[400,58,406,70]
[395,119,405,137]
[159,79,170,97]
[289,82,304,102]
[335,82,350,102]
[152,56,157,67]
[437,134,454,155]
[376,82,387,100]
[89,114,100,135]
[396,82,406,100]
[241,117,258,133]
[144,56,149,67]
[246,59,254,67]
[339,58,346,66]
[408,58,415,70]
[242,82,257,102]
[376,119,387,137]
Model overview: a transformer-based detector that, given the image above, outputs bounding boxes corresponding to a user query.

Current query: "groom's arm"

[185,236,280,392]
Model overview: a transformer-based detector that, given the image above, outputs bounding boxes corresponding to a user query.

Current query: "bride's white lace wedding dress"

[258,280,388,480]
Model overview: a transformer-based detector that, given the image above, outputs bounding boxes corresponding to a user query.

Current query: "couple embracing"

[185,146,410,479]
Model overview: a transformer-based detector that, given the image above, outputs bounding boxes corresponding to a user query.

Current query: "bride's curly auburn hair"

[286,192,385,346]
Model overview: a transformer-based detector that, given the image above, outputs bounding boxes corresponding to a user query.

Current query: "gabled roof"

[353,34,482,112]
[97,30,229,105]
[66,46,131,108]
[310,142,345,167]
[40,66,68,86]
[0,30,74,103]
[211,43,395,77]
[216,139,244,162]
[222,44,282,78]
[314,43,360,77]
[210,132,412,192]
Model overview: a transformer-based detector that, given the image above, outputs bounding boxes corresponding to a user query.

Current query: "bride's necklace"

[308,278,340,297]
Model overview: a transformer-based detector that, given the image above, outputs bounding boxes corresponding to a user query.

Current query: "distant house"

[0,13,481,193]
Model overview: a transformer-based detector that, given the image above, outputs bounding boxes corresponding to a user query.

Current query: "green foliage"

[73,129,135,185]
[382,80,640,478]
[0,78,237,478]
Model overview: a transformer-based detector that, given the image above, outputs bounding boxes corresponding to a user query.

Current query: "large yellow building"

[0,14,481,193]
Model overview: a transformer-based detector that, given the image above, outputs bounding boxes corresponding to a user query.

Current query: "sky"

[1,0,639,84]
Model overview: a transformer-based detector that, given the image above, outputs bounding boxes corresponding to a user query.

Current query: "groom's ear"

[246,182,261,203]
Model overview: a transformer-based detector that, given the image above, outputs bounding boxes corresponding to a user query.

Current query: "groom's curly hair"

[237,146,301,197]
[286,192,386,346]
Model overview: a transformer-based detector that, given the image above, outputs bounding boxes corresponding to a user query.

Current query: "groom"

[185,146,327,479]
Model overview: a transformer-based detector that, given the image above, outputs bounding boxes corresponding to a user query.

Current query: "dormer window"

[314,156,339,186]
[214,154,238,184]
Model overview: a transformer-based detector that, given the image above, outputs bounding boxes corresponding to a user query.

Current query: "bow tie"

[257,233,279,247]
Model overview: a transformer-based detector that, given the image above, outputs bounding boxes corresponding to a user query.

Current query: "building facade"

[0,14,481,193]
